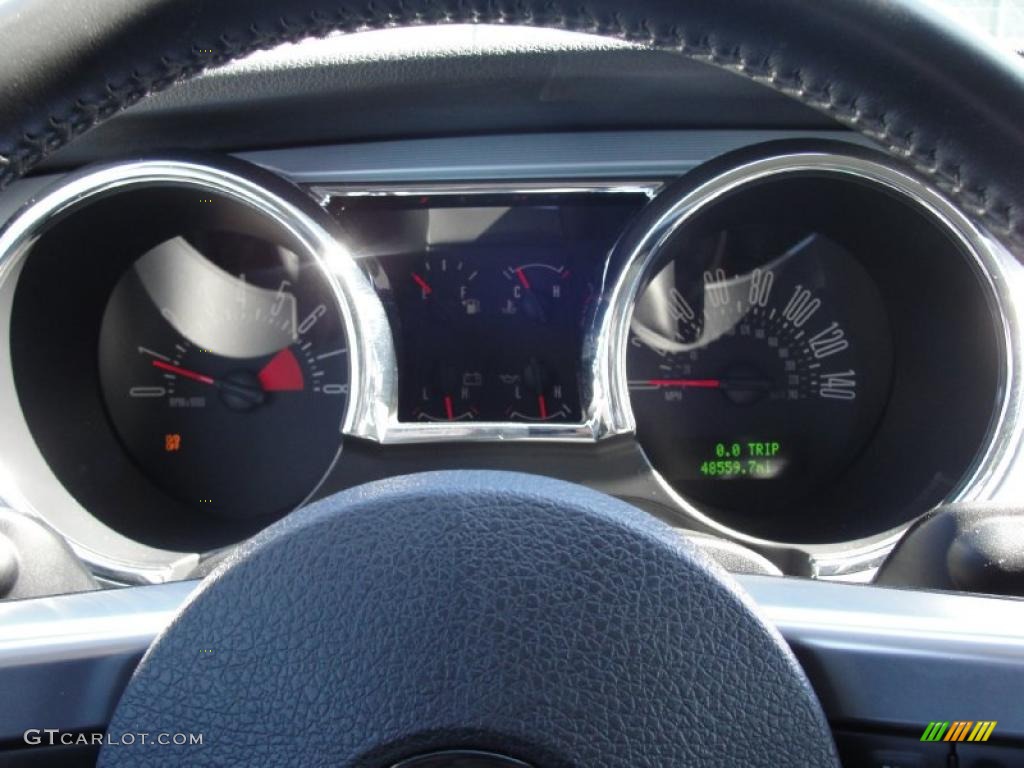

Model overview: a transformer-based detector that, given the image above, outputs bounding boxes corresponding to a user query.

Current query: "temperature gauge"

[500,263,570,322]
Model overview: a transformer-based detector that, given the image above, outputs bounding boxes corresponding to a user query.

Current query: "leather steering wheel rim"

[2,0,1024,251]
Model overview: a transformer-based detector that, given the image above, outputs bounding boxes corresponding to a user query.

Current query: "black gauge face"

[99,231,349,519]
[500,263,572,322]
[497,355,576,422]
[410,359,482,422]
[391,248,584,423]
[410,255,482,317]
[333,193,648,424]
[628,176,896,535]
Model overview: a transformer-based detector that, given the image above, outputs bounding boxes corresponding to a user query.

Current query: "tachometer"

[99,232,349,519]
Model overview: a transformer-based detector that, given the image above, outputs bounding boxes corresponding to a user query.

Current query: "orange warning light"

[165,433,182,452]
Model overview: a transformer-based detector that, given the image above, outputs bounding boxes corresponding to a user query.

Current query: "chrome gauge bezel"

[596,148,1024,575]
[0,146,1021,584]
[312,180,661,445]
[0,158,392,583]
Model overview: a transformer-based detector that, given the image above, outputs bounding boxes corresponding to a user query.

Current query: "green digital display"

[698,441,785,480]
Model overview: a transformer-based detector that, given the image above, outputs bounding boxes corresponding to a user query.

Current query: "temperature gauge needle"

[511,266,548,323]
[444,395,455,421]
[537,394,549,420]
[152,359,266,405]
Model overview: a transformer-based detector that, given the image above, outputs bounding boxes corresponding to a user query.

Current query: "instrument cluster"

[326,189,648,425]
[0,140,1018,582]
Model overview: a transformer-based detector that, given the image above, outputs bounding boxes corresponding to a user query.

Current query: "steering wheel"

[2,1,1022,765]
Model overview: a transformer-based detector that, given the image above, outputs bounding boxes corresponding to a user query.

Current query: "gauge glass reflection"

[99,232,349,519]
[628,191,893,523]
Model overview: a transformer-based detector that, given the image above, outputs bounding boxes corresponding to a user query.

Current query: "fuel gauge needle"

[411,272,433,295]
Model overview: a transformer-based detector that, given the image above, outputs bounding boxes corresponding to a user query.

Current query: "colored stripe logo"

[921,721,997,742]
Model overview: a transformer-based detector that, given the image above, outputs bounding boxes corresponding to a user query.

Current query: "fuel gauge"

[410,255,482,318]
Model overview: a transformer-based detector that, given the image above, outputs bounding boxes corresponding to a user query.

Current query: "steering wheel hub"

[392,751,532,768]
[99,471,836,767]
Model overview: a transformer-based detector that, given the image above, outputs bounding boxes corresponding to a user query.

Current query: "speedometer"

[629,225,892,520]
[619,146,1006,546]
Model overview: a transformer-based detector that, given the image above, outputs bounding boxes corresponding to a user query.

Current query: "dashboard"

[0,132,1020,585]
[4,9,1024,766]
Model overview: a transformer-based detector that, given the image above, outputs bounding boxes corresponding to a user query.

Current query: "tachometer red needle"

[515,267,531,290]
[444,395,455,421]
[151,359,215,385]
[411,272,433,295]
[646,378,722,388]
[538,394,548,419]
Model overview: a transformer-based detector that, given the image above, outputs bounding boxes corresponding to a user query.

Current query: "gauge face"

[99,232,349,519]
[410,255,482,317]
[410,360,482,421]
[384,250,589,423]
[339,193,647,424]
[500,263,571,321]
[497,356,576,422]
[628,186,894,528]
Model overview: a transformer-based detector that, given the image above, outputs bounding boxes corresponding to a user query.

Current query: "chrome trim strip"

[0,581,196,741]
[1,577,1022,743]
[742,575,1024,738]
[0,159,395,584]
[316,181,660,445]
[311,180,662,201]
[597,150,1024,576]
[242,130,873,184]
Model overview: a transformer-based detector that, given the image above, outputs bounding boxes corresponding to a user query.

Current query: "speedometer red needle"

[646,378,722,388]
[151,359,215,385]
[411,272,432,295]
